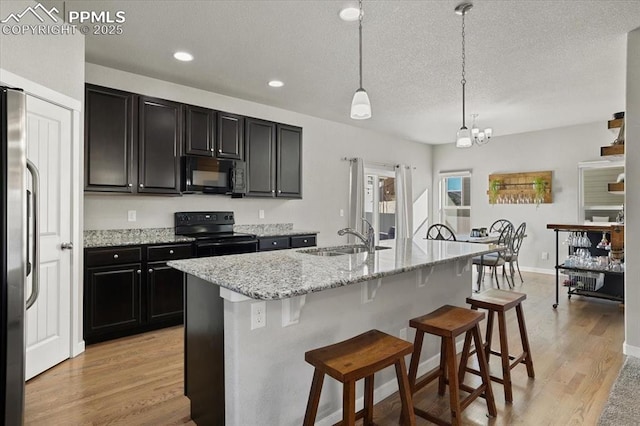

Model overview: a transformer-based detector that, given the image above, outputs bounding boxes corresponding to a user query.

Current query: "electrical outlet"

[340,209,344,217]
[259,209,265,219]
[251,301,266,330]
[127,210,136,222]
[541,251,549,260]
[399,327,407,341]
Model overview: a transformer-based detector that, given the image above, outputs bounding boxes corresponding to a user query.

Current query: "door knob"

[61,242,74,250]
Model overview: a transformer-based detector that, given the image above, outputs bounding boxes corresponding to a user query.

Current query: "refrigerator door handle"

[26,189,32,276]
[26,159,40,310]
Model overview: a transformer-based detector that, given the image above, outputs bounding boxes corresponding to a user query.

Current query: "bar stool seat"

[460,289,535,403]
[408,305,496,426]
[303,329,416,426]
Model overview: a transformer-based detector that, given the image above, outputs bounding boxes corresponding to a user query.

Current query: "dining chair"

[489,219,513,234]
[473,223,514,289]
[426,224,457,241]
[503,222,526,283]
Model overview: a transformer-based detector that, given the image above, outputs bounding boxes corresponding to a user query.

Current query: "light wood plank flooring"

[25,272,624,425]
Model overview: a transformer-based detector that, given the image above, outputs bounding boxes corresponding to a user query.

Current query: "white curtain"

[348,158,365,243]
[395,165,413,239]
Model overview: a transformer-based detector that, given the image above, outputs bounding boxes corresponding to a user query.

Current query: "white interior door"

[24,95,72,380]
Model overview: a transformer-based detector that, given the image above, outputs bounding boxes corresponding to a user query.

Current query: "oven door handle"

[197,240,258,247]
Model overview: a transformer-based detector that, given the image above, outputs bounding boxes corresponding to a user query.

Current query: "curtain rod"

[341,157,415,170]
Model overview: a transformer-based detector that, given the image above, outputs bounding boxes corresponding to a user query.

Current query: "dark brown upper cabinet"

[216,112,244,160]
[276,124,303,198]
[138,96,182,194]
[84,84,136,192]
[184,105,216,157]
[245,119,302,198]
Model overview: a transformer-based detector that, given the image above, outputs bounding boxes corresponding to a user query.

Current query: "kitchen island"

[168,238,497,426]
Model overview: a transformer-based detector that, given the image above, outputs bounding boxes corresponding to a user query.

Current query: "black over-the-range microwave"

[182,156,247,196]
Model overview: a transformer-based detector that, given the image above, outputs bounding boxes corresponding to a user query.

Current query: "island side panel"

[223,260,473,426]
[184,276,225,425]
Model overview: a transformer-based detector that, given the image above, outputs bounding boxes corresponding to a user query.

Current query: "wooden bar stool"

[303,329,416,426]
[408,305,496,426]
[459,289,535,403]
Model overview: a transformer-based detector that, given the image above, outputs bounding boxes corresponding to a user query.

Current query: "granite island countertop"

[168,238,499,300]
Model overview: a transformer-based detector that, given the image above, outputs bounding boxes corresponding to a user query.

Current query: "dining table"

[455,232,503,291]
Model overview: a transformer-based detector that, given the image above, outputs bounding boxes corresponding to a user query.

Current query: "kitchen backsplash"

[233,223,293,235]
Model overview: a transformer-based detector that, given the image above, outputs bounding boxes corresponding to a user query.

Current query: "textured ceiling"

[70,0,640,144]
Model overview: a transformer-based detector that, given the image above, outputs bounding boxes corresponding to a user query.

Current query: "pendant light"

[455,2,472,148]
[350,0,371,120]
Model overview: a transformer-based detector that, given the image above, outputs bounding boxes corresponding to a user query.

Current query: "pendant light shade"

[351,88,371,119]
[350,0,371,120]
[456,126,472,148]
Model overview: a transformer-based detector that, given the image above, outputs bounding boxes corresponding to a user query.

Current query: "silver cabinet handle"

[278,190,282,194]
[148,269,153,273]
[218,149,222,153]
[139,184,144,188]
[272,241,278,245]
[128,183,133,187]
[303,239,308,243]
[271,190,275,194]
[26,159,40,310]
[136,269,141,274]
[113,254,119,259]
[210,148,214,152]
[61,242,74,250]
[169,249,174,254]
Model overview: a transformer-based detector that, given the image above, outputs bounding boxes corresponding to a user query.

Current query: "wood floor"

[25,272,625,425]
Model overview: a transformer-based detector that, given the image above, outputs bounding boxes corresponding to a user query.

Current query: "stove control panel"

[175,211,234,226]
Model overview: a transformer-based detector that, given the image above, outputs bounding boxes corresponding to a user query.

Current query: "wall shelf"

[607,118,624,129]
[600,144,624,157]
[488,170,552,204]
[608,182,624,194]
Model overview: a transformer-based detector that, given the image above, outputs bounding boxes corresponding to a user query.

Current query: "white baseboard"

[623,342,640,358]
[72,340,85,358]
[316,340,465,426]
[518,266,555,275]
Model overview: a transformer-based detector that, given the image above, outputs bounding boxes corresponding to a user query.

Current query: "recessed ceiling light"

[268,80,284,88]
[173,51,193,62]
[339,7,360,22]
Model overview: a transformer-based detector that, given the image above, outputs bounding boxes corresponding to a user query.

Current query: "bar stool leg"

[445,336,462,426]
[408,330,423,392]
[457,331,473,386]
[484,310,495,361]
[438,338,448,396]
[497,310,513,403]
[303,369,324,426]
[472,324,497,417]
[364,375,374,425]
[395,359,417,426]
[343,380,356,425]
[516,304,535,378]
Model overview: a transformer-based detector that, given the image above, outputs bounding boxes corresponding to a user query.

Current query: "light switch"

[127,210,136,222]
[259,209,265,219]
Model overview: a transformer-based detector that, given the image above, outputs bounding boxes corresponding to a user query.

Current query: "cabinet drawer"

[259,237,290,251]
[147,244,193,261]
[86,247,142,267]
[291,235,316,248]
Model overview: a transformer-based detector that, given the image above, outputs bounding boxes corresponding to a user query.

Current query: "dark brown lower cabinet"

[84,243,191,344]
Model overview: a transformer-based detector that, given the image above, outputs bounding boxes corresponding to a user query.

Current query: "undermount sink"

[300,245,391,256]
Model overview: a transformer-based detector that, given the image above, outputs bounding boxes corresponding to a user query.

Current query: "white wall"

[0,1,85,101]
[624,27,640,356]
[84,64,433,246]
[432,122,617,272]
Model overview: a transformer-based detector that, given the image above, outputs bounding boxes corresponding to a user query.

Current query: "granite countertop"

[84,228,195,248]
[167,239,500,300]
[233,223,318,238]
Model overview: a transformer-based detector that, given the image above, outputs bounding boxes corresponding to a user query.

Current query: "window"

[578,161,624,222]
[439,172,471,233]
[365,170,396,244]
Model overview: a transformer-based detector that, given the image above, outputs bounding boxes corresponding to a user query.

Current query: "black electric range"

[175,211,258,257]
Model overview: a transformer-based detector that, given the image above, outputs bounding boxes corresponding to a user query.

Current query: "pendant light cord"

[359,0,364,90]
[461,11,466,127]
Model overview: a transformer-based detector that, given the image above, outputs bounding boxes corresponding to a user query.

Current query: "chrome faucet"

[337,218,376,254]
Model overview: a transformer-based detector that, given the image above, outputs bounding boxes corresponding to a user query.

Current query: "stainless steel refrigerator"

[1,86,40,425]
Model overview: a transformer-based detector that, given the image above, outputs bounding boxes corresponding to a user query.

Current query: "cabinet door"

[276,124,302,198]
[84,84,135,192]
[138,96,182,193]
[245,118,276,197]
[84,264,142,338]
[185,105,215,156]
[216,112,244,160]
[147,262,184,324]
